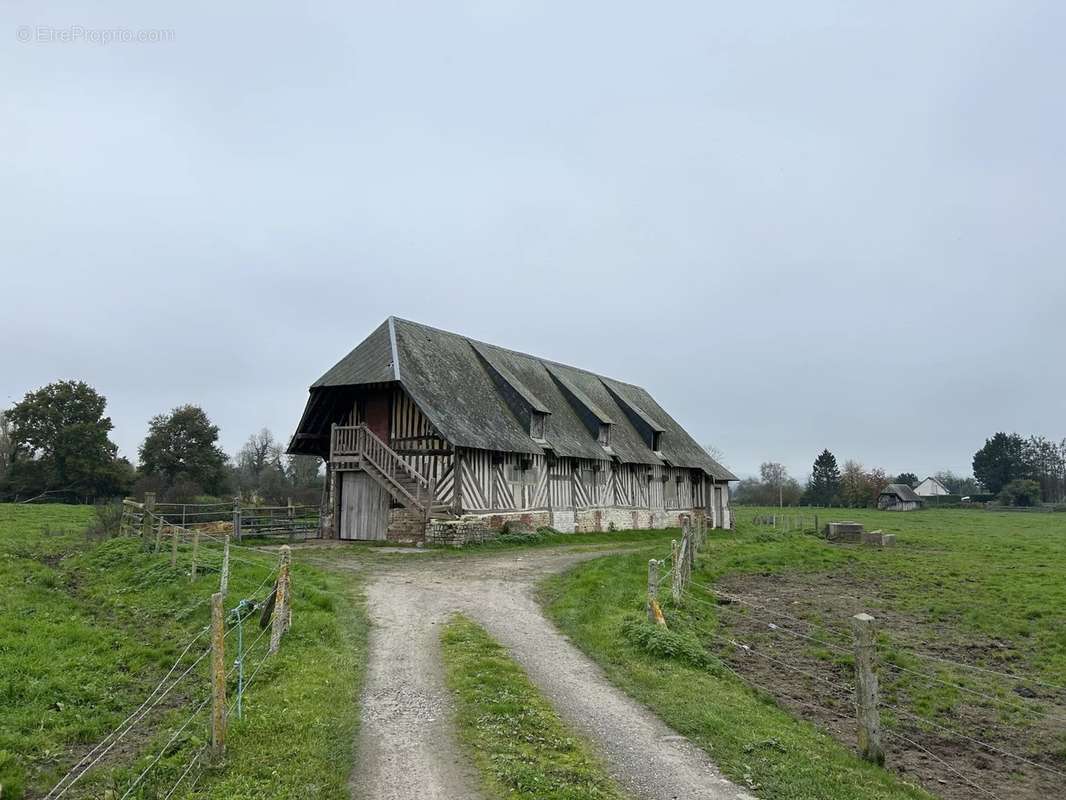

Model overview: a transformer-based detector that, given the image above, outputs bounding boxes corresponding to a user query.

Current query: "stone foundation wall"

[389,504,723,546]
[550,509,576,533]
[387,508,427,543]
[462,510,553,532]
[426,518,497,547]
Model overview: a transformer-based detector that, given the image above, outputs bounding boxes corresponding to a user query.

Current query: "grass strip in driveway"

[440,615,627,800]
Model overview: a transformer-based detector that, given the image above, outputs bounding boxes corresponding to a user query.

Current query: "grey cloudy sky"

[3,1,1064,481]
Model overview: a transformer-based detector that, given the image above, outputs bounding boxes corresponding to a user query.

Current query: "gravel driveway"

[348,547,756,800]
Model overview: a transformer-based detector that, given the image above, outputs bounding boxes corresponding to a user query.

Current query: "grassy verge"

[540,508,1066,800]
[540,547,933,800]
[440,615,626,800]
[0,503,367,800]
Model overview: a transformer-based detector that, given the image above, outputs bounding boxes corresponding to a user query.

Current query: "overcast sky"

[3,1,1064,480]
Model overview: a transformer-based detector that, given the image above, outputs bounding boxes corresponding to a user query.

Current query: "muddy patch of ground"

[705,569,1065,800]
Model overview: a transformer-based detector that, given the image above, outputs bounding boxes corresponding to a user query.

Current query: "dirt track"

[347,547,756,800]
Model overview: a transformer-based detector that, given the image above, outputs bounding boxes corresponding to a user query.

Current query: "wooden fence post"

[425,476,436,523]
[671,538,687,605]
[153,517,164,554]
[141,492,156,548]
[210,592,226,758]
[170,522,179,568]
[190,529,200,582]
[219,534,230,597]
[269,545,292,654]
[852,613,884,765]
[232,497,242,543]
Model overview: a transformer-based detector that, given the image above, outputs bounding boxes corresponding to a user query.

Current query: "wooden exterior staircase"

[330,424,450,521]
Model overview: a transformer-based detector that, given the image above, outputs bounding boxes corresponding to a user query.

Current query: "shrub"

[999,479,1042,507]
[620,616,714,669]
[85,500,124,539]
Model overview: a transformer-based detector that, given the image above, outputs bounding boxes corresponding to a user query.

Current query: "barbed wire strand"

[683,582,855,656]
[882,728,1003,800]
[46,637,209,800]
[686,578,854,639]
[160,744,208,800]
[118,695,211,800]
[882,661,1066,724]
[706,629,857,696]
[885,702,1066,778]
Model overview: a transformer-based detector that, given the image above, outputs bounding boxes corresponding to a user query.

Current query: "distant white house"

[914,476,951,497]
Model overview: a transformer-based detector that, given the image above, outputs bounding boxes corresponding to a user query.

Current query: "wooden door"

[714,486,724,529]
[340,472,389,540]
[365,393,390,443]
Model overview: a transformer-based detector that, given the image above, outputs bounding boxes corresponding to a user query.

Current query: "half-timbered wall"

[334,386,720,525]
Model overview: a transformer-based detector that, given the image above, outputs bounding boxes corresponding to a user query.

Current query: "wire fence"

[750,512,820,533]
[44,505,297,800]
[120,494,322,543]
[642,517,1066,800]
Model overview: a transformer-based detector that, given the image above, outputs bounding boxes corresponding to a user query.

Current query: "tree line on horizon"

[0,380,323,505]
[732,432,1066,509]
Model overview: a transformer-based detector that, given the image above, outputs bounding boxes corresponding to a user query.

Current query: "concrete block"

[861,530,884,546]
[827,521,865,543]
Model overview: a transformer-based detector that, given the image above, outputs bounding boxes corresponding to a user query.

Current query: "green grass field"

[540,507,1066,800]
[0,503,368,800]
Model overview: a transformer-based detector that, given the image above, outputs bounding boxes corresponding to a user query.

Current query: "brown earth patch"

[703,569,1065,800]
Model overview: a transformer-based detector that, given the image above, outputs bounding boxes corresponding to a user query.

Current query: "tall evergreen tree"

[894,472,919,487]
[806,448,841,506]
[972,433,1027,495]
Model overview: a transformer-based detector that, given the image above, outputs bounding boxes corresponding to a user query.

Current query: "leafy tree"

[932,470,981,496]
[1022,435,1064,503]
[3,381,130,499]
[287,454,322,487]
[894,472,919,487]
[972,433,1027,495]
[139,405,229,496]
[804,449,841,506]
[999,479,1042,507]
[838,461,889,508]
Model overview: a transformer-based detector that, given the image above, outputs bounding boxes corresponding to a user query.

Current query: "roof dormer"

[470,341,551,443]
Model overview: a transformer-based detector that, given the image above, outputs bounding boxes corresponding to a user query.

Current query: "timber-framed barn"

[287,317,736,542]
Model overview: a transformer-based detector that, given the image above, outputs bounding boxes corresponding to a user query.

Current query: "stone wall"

[391,504,721,546]
[468,510,553,532]
[387,508,427,543]
[550,508,576,533]
[426,518,497,547]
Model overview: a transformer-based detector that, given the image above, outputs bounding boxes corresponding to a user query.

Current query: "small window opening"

[530,411,546,440]
[598,423,611,447]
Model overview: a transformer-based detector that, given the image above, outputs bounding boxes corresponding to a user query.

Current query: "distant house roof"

[881,483,921,503]
[914,476,951,496]
[295,317,737,480]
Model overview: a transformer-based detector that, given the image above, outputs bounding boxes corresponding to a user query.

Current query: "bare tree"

[237,428,282,479]
[703,442,726,464]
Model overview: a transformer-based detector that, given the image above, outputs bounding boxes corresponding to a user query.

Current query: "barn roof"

[297,317,736,480]
[881,483,921,502]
